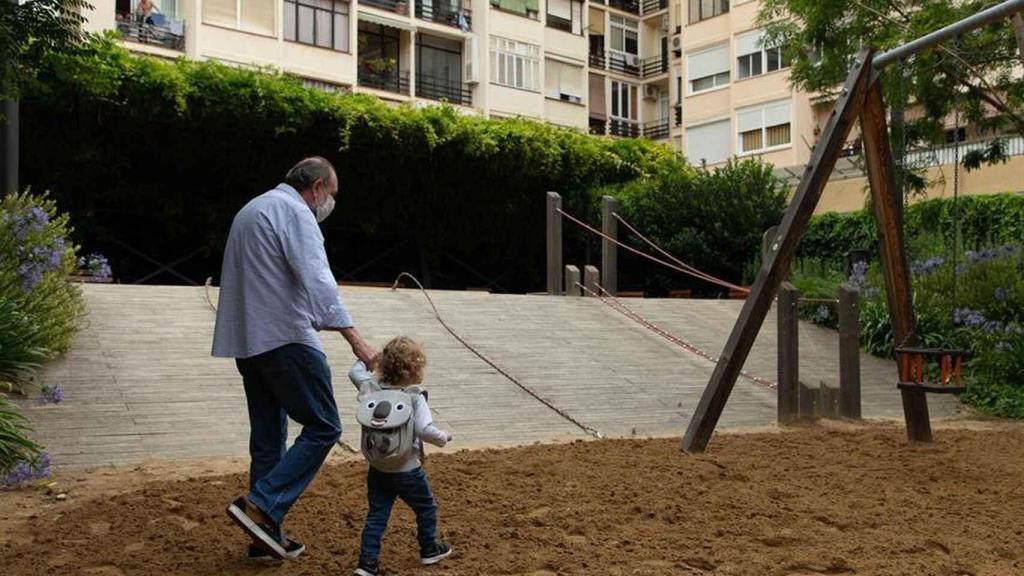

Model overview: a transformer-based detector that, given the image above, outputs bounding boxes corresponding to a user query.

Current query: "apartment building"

[83,1,1023,212]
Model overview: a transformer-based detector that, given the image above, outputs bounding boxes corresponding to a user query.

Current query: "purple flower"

[83,253,112,280]
[954,307,986,328]
[847,261,868,289]
[911,256,945,277]
[983,321,1000,334]
[38,384,64,405]
[995,341,1013,353]
[994,287,1007,302]
[814,305,831,323]
[0,453,51,487]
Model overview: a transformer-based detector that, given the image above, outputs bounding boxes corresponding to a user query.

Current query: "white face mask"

[314,192,335,223]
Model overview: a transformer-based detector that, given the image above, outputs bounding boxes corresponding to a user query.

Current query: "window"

[418,34,463,84]
[687,119,730,165]
[735,29,788,79]
[609,15,639,55]
[737,100,791,153]
[688,0,728,24]
[545,59,584,103]
[610,80,637,120]
[490,37,541,91]
[547,0,583,35]
[688,44,729,94]
[490,0,539,19]
[284,0,350,52]
[358,22,400,75]
[203,0,276,35]
[945,127,966,144]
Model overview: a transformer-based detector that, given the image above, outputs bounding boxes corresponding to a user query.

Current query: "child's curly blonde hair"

[375,336,427,386]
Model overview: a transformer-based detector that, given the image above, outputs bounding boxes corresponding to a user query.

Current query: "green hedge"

[23,36,681,292]
[800,194,1024,264]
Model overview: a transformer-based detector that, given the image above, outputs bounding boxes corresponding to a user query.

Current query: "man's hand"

[339,327,378,367]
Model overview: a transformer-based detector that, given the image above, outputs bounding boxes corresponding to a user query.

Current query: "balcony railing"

[115,16,185,51]
[358,69,410,94]
[641,0,667,14]
[607,0,639,14]
[416,1,471,30]
[906,135,1024,168]
[643,118,670,140]
[606,53,641,77]
[673,103,682,127]
[589,51,607,69]
[641,54,667,77]
[416,74,472,106]
[589,117,608,136]
[359,0,409,15]
[609,118,640,138]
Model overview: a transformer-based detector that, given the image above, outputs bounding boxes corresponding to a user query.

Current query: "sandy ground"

[2,421,1023,576]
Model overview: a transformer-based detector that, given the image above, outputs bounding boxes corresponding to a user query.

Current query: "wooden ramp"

[17,285,958,467]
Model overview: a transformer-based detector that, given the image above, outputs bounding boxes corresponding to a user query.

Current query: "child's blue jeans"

[359,466,438,565]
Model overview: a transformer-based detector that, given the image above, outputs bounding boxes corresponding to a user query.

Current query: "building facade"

[83,0,1023,212]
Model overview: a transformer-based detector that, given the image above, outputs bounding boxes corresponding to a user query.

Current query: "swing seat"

[895,347,969,394]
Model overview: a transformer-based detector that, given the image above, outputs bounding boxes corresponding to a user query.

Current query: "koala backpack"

[356,386,426,472]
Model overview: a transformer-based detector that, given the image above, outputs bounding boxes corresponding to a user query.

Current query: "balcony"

[641,0,667,14]
[643,118,670,140]
[641,54,667,77]
[115,15,185,51]
[673,103,682,127]
[416,1,471,30]
[589,117,608,136]
[607,0,639,14]
[609,118,640,138]
[358,69,410,94]
[606,53,641,77]
[416,74,472,106]
[360,0,409,15]
[589,51,607,69]
[547,13,573,33]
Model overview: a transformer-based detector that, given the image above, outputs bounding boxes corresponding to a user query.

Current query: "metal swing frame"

[681,0,1024,452]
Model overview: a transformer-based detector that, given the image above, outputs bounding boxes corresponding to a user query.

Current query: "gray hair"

[284,157,336,192]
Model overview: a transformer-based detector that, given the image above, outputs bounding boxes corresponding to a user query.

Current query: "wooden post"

[565,265,581,296]
[602,196,619,297]
[680,49,875,453]
[838,283,862,419]
[584,265,600,296]
[798,381,820,420]
[547,192,562,295]
[819,382,840,419]
[777,282,799,425]
[860,79,932,442]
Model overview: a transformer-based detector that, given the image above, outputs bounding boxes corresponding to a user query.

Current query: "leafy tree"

[759,0,1024,179]
[1,0,92,100]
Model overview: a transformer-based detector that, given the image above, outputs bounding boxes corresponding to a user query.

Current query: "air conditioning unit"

[643,85,659,100]
[671,34,682,56]
[464,36,479,84]
[625,54,640,67]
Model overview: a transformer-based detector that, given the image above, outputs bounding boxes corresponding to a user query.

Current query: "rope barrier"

[557,208,750,295]
[391,272,604,439]
[577,282,777,390]
[611,213,750,293]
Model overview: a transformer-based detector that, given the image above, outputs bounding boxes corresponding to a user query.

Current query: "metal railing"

[589,51,607,69]
[607,0,639,13]
[641,54,667,77]
[641,0,667,14]
[906,135,1024,168]
[673,103,682,127]
[358,69,410,94]
[116,17,185,51]
[643,118,670,140]
[589,117,608,136]
[609,118,640,137]
[416,74,472,106]
[416,1,471,30]
[606,53,641,77]
[359,0,409,15]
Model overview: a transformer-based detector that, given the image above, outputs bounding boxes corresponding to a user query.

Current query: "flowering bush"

[0,191,85,480]
[77,253,112,280]
[0,452,51,487]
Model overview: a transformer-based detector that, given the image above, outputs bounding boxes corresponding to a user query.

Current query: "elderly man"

[213,157,377,560]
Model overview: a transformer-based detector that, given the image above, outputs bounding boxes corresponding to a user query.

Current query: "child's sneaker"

[248,539,305,561]
[420,542,452,565]
[353,560,394,576]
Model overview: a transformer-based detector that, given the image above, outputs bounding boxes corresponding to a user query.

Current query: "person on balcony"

[136,0,157,25]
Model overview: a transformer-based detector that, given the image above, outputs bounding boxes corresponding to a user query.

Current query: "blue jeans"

[236,343,342,532]
[359,466,438,565]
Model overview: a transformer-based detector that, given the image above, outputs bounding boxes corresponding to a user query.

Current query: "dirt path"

[2,422,1023,576]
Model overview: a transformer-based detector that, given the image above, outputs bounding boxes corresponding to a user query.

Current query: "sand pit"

[2,425,1023,575]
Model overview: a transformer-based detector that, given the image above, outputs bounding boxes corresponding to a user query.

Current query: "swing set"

[682,0,1024,452]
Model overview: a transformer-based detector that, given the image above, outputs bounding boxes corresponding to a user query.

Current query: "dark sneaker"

[248,539,305,561]
[353,560,394,576]
[226,496,286,560]
[420,542,452,565]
